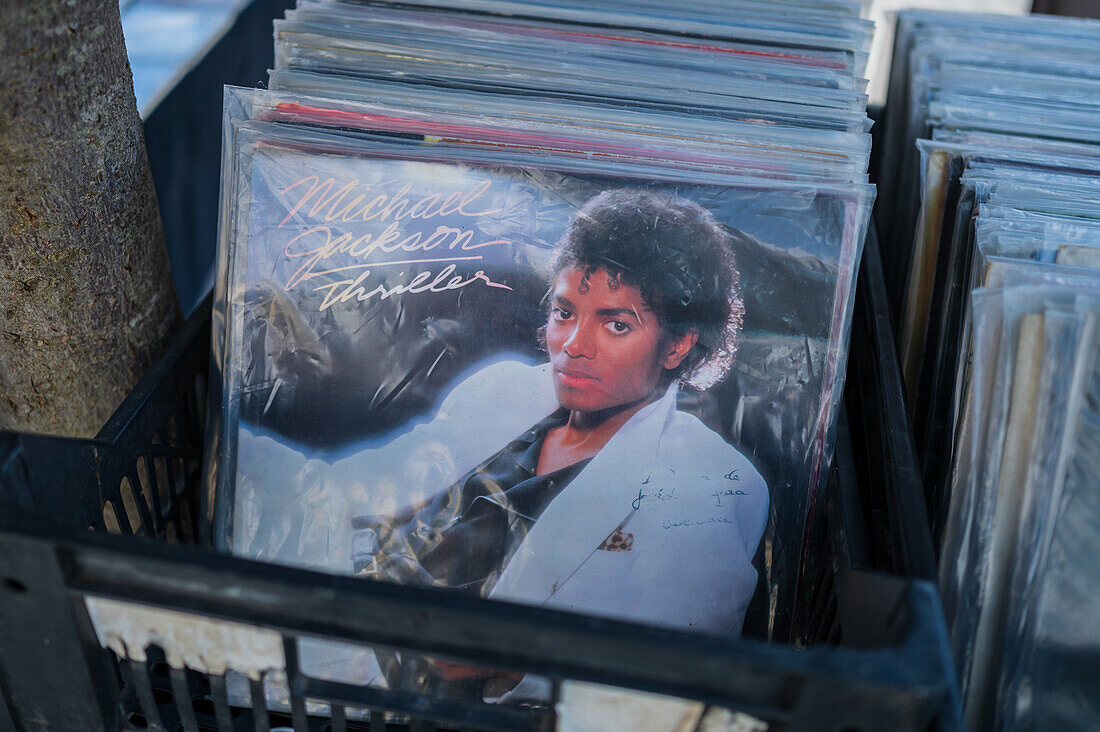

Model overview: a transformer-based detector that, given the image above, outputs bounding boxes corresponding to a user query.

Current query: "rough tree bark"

[1,0,181,437]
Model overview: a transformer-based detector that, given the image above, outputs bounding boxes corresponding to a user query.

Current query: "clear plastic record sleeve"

[877,9,1100,252]
[995,310,1100,730]
[289,0,865,77]
[900,144,1100,534]
[284,2,864,92]
[268,42,868,136]
[297,0,874,65]
[269,16,869,108]
[203,86,874,654]
[253,80,871,184]
[939,275,1100,728]
[266,51,870,130]
[877,11,1100,726]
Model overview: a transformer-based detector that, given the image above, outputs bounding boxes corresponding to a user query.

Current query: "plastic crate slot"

[289,683,309,731]
[154,453,174,497]
[104,498,123,535]
[137,457,167,535]
[166,412,181,446]
[267,709,296,729]
[251,675,272,732]
[328,703,347,732]
[179,497,195,541]
[131,471,159,536]
[208,674,236,732]
[128,659,170,731]
[170,664,200,732]
[118,475,146,536]
[161,449,178,496]
[280,635,495,732]
[191,697,217,717]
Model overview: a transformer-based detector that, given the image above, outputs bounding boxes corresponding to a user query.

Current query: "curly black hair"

[549,189,745,390]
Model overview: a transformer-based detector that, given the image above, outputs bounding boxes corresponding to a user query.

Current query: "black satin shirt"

[360,409,591,597]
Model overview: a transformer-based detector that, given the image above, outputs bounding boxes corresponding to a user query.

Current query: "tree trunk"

[0,0,181,437]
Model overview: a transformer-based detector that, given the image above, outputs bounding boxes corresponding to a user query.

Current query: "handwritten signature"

[662,516,734,530]
[632,484,680,510]
[711,488,748,507]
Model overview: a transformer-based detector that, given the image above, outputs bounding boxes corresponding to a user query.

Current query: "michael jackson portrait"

[337,189,769,636]
[222,129,870,712]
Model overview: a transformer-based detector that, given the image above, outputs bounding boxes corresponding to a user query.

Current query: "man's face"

[545,266,692,414]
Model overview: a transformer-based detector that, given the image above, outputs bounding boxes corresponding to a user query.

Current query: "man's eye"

[551,306,572,321]
[605,320,630,334]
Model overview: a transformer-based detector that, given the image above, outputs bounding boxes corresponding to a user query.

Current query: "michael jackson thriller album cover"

[209,127,871,644]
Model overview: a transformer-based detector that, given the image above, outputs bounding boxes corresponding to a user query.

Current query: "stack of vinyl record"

[205,0,875,716]
[879,10,1100,731]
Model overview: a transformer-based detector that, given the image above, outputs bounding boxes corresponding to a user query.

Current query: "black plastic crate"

[0,225,960,732]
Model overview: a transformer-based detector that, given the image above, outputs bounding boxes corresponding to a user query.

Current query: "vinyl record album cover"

[210,127,870,641]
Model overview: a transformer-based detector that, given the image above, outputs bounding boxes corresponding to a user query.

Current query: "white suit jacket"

[333,359,769,635]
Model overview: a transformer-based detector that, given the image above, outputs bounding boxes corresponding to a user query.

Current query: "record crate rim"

[0,227,962,732]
